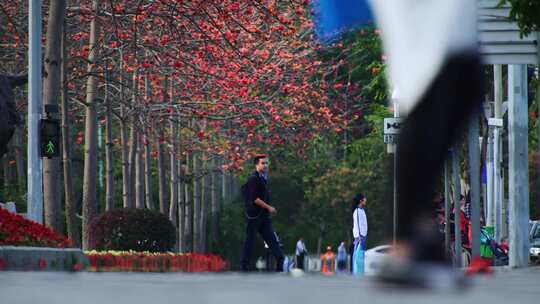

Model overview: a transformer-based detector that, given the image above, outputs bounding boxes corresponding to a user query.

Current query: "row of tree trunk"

[1,0,241,252]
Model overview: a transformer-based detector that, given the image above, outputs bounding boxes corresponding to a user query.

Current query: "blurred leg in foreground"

[367,0,482,287]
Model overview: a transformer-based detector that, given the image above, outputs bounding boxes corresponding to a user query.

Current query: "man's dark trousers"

[296,253,305,270]
[241,216,284,271]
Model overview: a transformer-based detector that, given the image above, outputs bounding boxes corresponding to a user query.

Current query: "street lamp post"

[392,92,399,246]
[385,89,401,246]
[27,0,43,223]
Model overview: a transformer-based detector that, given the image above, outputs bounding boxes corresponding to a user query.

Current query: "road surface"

[1,267,539,304]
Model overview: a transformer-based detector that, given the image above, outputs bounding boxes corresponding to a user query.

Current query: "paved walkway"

[1,267,539,304]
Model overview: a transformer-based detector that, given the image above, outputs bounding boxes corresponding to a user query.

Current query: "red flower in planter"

[0,257,7,270]
[84,251,228,273]
[0,208,72,248]
[38,259,47,269]
[72,263,83,271]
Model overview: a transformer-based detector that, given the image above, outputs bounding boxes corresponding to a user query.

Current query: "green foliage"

[212,202,246,269]
[318,27,388,106]
[303,104,393,248]
[88,208,176,252]
[529,152,540,220]
[499,0,540,37]
[528,71,539,151]
[345,28,388,102]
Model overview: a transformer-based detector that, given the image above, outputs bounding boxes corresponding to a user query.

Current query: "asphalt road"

[1,267,539,304]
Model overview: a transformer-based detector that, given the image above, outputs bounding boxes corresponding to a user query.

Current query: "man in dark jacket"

[240,155,284,272]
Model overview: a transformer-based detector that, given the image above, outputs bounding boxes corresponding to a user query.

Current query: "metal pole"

[508,64,530,268]
[393,151,397,246]
[452,148,462,267]
[468,113,481,258]
[392,100,399,246]
[486,129,494,226]
[494,64,503,241]
[27,0,43,223]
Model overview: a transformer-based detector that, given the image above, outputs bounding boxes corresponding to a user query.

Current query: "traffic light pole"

[508,64,530,268]
[27,0,43,223]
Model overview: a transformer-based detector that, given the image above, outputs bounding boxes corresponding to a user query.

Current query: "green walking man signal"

[46,141,55,154]
[41,119,60,158]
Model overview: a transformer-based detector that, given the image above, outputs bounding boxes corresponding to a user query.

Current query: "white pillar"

[27,0,43,223]
[508,64,530,268]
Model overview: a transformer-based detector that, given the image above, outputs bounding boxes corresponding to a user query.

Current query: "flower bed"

[86,250,229,272]
[0,208,73,248]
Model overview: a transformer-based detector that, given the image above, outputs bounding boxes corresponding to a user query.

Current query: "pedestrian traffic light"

[41,118,60,158]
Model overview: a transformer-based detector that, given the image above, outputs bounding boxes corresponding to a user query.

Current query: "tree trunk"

[43,0,65,233]
[2,144,17,188]
[60,16,79,247]
[127,73,138,209]
[9,147,16,185]
[135,133,144,209]
[192,152,201,252]
[184,152,193,252]
[200,165,209,253]
[81,0,100,250]
[210,158,220,252]
[143,76,154,210]
[169,121,178,226]
[317,223,326,256]
[119,53,130,209]
[144,133,154,210]
[231,175,239,201]
[2,154,8,188]
[169,79,178,229]
[178,148,185,252]
[120,118,130,208]
[222,169,229,203]
[157,127,168,215]
[4,140,17,186]
[128,126,136,209]
[14,128,25,191]
[0,156,3,194]
[104,82,114,211]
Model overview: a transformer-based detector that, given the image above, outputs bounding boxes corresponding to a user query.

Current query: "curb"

[0,246,88,271]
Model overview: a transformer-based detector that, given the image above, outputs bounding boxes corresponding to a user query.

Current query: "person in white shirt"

[295,238,307,270]
[352,193,368,274]
[353,194,368,247]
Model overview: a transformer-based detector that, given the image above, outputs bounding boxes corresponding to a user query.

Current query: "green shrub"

[88,208,175,252]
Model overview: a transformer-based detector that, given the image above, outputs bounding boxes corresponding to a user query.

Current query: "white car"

[530,221,540,263]
[364,245,392,275]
